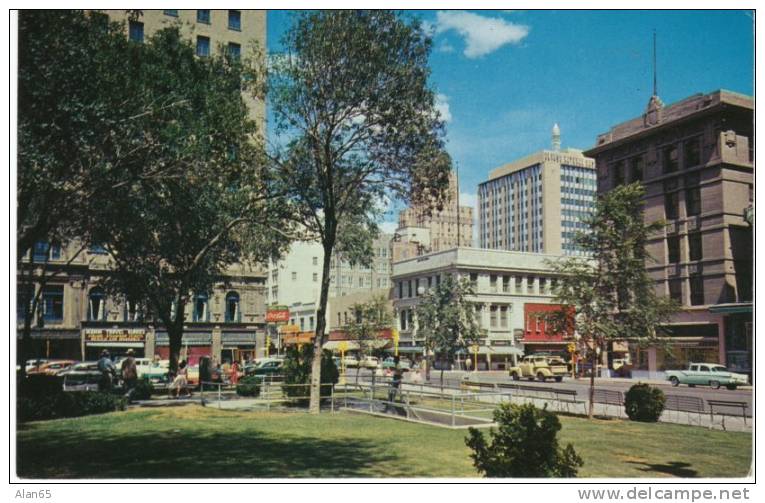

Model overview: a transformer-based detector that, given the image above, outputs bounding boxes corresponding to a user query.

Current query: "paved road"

[344,368,753,417]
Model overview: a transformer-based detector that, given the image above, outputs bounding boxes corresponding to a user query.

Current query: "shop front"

[520,303,570,355]
[82,328,146,360]
[221,331,259,364]
[21,330,81,360]
[155,332,212,365]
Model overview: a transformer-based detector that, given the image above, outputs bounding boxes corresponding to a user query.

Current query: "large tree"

[544,182,677,419]
[87,24,292,373]
[415,274,482,387]
[269,11,452,412]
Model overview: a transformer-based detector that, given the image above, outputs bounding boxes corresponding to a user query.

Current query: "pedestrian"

[169,360,190,398]
[97,349,116,392]
[465,357,472,372]
[121,349,138,402]
[387,356,403,404]
[230,360,239,385]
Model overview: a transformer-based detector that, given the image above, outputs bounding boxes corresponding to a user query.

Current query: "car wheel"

[555,376,563,383]
[709,380,721,390]
[537,372,546,382]
[669,376,680,387]
[725,383,737,391]
[688,384,696,388]
[510,371,520,381]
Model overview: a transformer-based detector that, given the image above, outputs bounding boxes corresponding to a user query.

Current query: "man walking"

[121,349,138,402]
[97,349,116,392]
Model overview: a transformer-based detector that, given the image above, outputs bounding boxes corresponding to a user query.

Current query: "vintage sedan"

[665,363,749,390]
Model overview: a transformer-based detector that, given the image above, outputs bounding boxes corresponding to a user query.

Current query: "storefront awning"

[708,303,753,314]
[85,341,144,348]
[457,346,523,356]
[155,332,212,345]
[323,341,360,351]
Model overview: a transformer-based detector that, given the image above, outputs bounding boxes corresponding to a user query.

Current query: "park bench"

[591,389,624,417]
[663,394,705,425]
[553,389,586,414]
[461,380,498,392]
[707,399,748,426]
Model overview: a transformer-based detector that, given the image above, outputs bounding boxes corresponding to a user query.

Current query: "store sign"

[282,332,315,345]
[265,306,290,323]
[84,328,145,342]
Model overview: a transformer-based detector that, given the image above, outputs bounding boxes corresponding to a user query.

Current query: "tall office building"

[585,89,753,375]
[393,171,473,261]
[478,125,596,256]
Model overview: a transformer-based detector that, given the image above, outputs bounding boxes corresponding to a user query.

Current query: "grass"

[17,405,751,479]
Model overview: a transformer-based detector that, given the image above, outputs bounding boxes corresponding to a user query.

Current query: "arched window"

[124,298,141,322]
[225,292,240,323]
[88,288,107,321]
[193,293,209,322]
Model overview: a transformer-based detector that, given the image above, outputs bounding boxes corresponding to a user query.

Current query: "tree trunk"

[308,242,334,414]
[588,350,597,419]
[424,347,431,381]
[166,300,186,375]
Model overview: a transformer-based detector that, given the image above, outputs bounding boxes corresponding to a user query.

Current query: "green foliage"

[20,374,63,398]
[625,383,666,422]
[465,403,583,478]
[19,391,126,422]
[130,379,154,401]
[236,376,262,397]
[415,275,482,371]
[282,345,339,404]
[270,11,452,411]
[344,295,394,357]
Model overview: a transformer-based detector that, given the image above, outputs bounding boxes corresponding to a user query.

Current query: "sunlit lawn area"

[17,405,751,479]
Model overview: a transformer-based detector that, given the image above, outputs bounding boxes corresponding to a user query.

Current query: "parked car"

[381,357,411,370]
[27,360,76,376]
[62,370,102,391]
[340,355,359,368]
[113,357,154,378]
[25,359,49,372]
[665,363,748,390]
[58,361,99,375]
[247,358,284,377]
[359,356,380,369]
[143,360,170,386]
[509,355,568,382]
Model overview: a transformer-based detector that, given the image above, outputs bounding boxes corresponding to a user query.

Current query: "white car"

[113,357,154,378]
[360,356,380,369]
[340,355,359,368]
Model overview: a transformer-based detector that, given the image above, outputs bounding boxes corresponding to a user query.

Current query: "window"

[313,272,318,282]
[225,292,240,322]
[228,10,241,31]
[400,310,408,331]
[613,160,625,187]
[664,192,679,220]
[499,306,508,328]
[196,36,210,57]
[17,285,34,321]
[398,281,403,299]
[124,299,141,322]
[630,156,644,182]
[128,21,144,43]
[197,9,211,24]
[33,242,51,262]
[490,305,498,328]
[685,187,701,216]
[88,288,107,321]
[502,275,510,293]
[407,280,412,297]
[415,279,420,296]
[469,273,478,288]
[663,144,679,173]
[688,232,703,261]
[309,316,314,330]
[292,271,297,281]
[667,236,680,263]
[684,138,701,168]
[41,285,64,323]
[669,279,683,303]
[527,276,535,293]
[539,278,547,295]
[358,277,364,287]
[490,275,498,293]
[163,10,178,17]
[311,256,318,266]
[227,43,241,60]
[193,293,209,322]
[515,277,522,293]
[50,243,61,259]
[689,275,705,306]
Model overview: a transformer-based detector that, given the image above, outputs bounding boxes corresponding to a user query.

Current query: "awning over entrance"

[708,303,753,314]
[323,341,360,351]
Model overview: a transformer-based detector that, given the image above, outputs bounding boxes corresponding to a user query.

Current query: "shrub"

[625,383,665,422]
[130,379,154,401]
[236,376,261,397]
[465,403,583,478]
[20,374,63,398]
[18,391,125,422]
[282,345,339,404]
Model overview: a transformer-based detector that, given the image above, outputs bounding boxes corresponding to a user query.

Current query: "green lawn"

[17,405,751,479]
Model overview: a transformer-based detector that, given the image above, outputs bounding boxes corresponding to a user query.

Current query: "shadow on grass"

[627,461,698,478]
[18,423,396,479]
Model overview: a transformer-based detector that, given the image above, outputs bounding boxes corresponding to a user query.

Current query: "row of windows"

[664,187,701,220]
[561,187,596,198]
[17,287,245,324]
[561,198,596,208]
[668,276,705,306]
[129,10,243,52]
[667,233,704,263]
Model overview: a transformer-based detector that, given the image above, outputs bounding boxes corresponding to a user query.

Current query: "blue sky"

[266,10,754,234]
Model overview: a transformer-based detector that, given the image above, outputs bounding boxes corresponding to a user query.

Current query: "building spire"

[551,123,561,152]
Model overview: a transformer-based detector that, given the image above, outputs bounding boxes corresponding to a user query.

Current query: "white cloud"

[435,93,452,123]
[436,40,455,53]
[435,11,529,58]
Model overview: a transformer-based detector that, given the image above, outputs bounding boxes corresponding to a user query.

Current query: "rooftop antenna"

[652,29,657,96]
